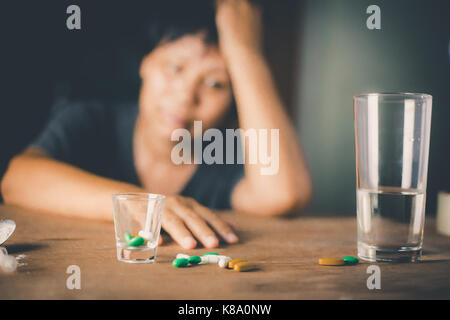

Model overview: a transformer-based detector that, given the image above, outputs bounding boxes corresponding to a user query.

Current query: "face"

[139,33,232,140]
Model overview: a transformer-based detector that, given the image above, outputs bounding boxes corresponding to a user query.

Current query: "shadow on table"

[5,243,47,254]
[419,259,450,264]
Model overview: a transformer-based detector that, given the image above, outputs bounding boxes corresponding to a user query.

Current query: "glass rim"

[354,92,432,100]
[112,192,165,201]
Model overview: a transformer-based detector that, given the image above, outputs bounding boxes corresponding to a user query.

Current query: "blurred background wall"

[0,0,448,214]
[295,0,450,215]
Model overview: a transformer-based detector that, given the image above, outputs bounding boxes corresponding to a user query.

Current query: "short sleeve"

[29,100,107,166]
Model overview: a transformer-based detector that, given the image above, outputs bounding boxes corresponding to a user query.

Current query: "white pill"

[217,255,231,260]
[0,254,18,273]
[218,257,232,268]
[176,253,190,259]
[138,230,152,240]
[200,255,220,264]
[0,247,7,256]
[207,255,220,263]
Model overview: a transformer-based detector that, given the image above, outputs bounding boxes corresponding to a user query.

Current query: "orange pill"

[233,262,257,272]
[227,259,246,269]
[318,257,345,266]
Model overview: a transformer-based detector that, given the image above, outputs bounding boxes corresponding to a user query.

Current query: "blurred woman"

[1,0,311,249]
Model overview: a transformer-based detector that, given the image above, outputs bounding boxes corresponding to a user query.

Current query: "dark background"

[0,0,448,214]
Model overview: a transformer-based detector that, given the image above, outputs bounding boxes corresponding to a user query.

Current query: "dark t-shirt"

[30,100,244,209]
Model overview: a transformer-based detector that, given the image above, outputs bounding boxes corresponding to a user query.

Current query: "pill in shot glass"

[112,193,165,263]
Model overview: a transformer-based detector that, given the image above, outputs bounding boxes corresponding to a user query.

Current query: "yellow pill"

[227,259,246,269]
[234,262,257,272]
[318,257,345,266]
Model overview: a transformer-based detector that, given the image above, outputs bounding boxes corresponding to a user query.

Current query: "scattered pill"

[176,253,190,260]
[202,252,219,256]
[0,253,18,273]
[227,259,246,269]
[342,256,359,265]
[234,262,257,272]
[127,236,145,247]
[201,255,220,264]
[171,253,258,272]
[0,246,18,273]
[172,258,189,268]
[217,255,231,264]
[188,256,202,264]
[218,257,232,268]
[138,230,152,240]
[124,232,132,243]
[318,257,345,266]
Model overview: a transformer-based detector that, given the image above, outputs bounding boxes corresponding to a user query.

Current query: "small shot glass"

[112,193,165,263]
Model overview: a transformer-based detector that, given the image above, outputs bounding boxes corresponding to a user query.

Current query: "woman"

[1,0,312,249]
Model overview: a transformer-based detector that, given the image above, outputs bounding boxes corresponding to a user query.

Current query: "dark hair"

[139,1,218,57]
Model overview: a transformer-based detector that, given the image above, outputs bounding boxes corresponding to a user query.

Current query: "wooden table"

[1,205,450,299]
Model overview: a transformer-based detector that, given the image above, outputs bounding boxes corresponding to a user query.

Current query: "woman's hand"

[160,195,239,249]
[215,0,263,58]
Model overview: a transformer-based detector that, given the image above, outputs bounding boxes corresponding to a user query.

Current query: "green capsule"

[124,232,132,244]
[188,256,202,264]
[128,236,145,247]
[342,256,359,265]
[172,258,189,268]
[202,252,219,256]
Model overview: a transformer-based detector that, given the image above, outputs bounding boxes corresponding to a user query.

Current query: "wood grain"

[1,205,449,299]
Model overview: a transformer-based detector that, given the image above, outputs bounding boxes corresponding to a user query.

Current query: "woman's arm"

[1,148,238,248]
[1,148,142,220]
[216,0,312,216]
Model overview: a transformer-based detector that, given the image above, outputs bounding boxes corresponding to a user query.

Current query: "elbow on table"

[270,183,312,216]
[242,181,313,217]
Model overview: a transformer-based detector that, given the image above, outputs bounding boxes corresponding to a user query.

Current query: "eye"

[167,64,182,74]
[204,77,225,89]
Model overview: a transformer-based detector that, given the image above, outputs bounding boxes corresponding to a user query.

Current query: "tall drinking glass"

[354,93,432,262]
[112,193,165,263]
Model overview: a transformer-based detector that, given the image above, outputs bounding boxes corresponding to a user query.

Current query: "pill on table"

[176,253,190,260]
[172,258,189,268]
[318,257,345,266]
[218,257,232,268]
[0,254,18,273]
[227,259,246,269]
[201,255,220,264]
[128,236,145,247]
[188,256,202,264]
[138,230,152,240]
[202,252,219,256]
[0,247,7,256]
[233,262,257,272]
[217,255,231,263]
[342,256,359,265]
[124,232,132,243]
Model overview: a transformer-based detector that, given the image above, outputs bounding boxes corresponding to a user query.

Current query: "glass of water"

[354,93,432,262]
[112,193,165,263]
